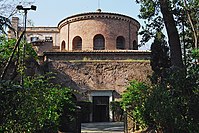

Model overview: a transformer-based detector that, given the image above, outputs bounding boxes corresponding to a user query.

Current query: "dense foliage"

[121,80,150,129]
[0,36,17,66]
[144,67,199,132]
[121,1,199,132]
[0,36,75,132]
[0,76,75,132]
[121,49,199,132]
[0,35,37,80]
[150,31,170,84]
[0,35,37,63]
[137,0,199,68]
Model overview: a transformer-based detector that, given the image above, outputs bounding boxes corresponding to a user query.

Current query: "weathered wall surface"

[32,42,53,56]
[47,60,151,100]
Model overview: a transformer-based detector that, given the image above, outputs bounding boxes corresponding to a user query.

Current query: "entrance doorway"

[93,96,109,122]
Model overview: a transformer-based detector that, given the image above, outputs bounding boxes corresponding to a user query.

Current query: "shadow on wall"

[45,63,90,101]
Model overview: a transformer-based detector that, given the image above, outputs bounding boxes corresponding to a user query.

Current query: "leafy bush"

[0,36,38,80]
[0,75,75,132]
[121,62,199,132]
[0,34,76,132]
[121,80,150,129]
[0,36,37,63]
[144,67,199,132]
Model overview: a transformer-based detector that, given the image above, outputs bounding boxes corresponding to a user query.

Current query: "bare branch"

[183,0,198,49]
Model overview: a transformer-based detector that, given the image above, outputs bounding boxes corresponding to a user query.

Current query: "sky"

[27,0,141,26]
[26,0,150,50]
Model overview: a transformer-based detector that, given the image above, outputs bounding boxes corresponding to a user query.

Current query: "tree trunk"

[159,0,184,68]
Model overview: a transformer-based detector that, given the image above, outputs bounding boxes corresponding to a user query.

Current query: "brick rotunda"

[10,10,151,122]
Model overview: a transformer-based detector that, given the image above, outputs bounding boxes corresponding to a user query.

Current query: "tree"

[121,49,199,132]
[0,16,14,35]
[0,0,35,17]
[150,31,170,84]
[182,0,199,49]
[0,35,37,80]
[0,76,75,132]
[125,1,199,132]
[0,0,35,34]
[121,80,150,130]
[136,0,199,68]
[0,36,76,132]
[159,0,183,68]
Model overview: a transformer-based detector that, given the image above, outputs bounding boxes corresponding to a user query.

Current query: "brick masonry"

[9,11,151,100]
[58,12,140,51]
[9,11,152,123]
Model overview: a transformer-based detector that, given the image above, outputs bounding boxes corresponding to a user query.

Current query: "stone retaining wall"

[46,59,151,100]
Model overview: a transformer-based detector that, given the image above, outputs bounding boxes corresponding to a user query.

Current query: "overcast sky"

[25,0,150,50]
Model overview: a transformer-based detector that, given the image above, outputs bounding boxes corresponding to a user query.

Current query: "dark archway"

[133,40,138,50]
[116,36,125,49]
[93,34,105,50]
[73,36,82,50]
[61,40,66,51]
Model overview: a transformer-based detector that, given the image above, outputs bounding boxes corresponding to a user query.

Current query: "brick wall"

[59,12,140,51]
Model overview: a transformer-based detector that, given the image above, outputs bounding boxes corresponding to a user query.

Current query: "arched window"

[116,36,125,49]
[61,41,66,51]
[133,40,138,50]
[73,36,82,50]
[93,34,105,50]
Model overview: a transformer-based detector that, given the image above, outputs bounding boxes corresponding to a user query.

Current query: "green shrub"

[121,80,150,129]
[0,76,75,132]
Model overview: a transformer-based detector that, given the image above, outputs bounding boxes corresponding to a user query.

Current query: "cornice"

[58,12,140,30]
[26,27,59,33]
[44,50,151,55]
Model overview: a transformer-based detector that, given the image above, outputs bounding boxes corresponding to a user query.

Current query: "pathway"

[81,122,124,133]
